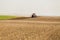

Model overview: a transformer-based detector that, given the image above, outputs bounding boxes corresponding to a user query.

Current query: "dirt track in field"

[0,20,60,23]
[0,20,60,40]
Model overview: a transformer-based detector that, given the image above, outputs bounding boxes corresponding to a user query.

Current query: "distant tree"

[31,13,37,18]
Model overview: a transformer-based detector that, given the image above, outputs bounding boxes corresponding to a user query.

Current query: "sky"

[0,0,60,17]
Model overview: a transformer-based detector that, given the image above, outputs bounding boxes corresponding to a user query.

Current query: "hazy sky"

[0,0,60,16]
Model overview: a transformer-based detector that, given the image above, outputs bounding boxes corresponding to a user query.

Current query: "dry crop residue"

[0,20,60,40]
